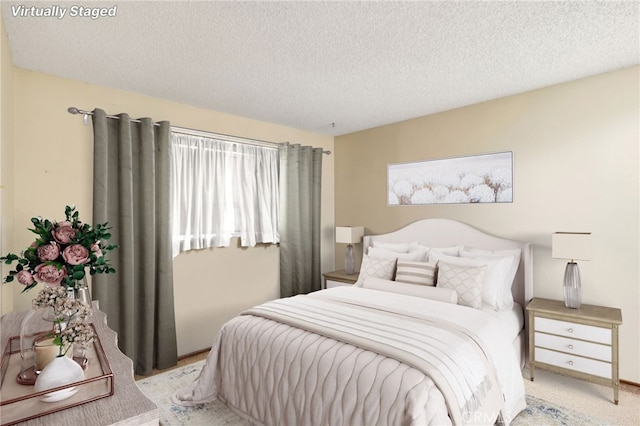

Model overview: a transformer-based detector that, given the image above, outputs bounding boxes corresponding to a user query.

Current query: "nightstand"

[526,297,622,404]
[322,270,359,289]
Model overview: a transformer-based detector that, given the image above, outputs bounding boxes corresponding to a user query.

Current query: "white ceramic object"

[34,355,84,402]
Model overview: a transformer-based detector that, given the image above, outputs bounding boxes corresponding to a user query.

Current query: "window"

[170,133,279,256]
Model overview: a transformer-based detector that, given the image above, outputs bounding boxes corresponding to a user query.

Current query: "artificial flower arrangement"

[1,205,117,361]
[1,205,117,292]
[32,285,95,356]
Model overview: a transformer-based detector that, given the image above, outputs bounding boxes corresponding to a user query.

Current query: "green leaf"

[20,281,38,293]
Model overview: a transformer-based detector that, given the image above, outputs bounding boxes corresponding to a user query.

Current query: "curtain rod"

[68,107,331,155]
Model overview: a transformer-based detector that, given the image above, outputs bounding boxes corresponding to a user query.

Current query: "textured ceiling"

[2,1,639,136]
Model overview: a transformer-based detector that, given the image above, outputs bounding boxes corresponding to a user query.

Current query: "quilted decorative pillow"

[354,254,397,287]
[394,260,437,286]
[431,251,514,311]
[436,260,486,309]
[460,247,521,311]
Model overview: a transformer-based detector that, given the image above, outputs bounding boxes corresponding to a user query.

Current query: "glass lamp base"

[563,262,582,309]
[345,244,355,275]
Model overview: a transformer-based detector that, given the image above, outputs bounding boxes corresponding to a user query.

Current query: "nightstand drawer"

[534,332,611,362]
[535,317,611,345]
[535,347,612,379]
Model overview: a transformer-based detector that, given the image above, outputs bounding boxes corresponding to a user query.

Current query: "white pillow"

[431,252,510,310]
[371,241,420,253]
[436,261,486,309]
[427,246,461,262]
[367,246,429,262]
[461,247,521,311]
[363,277,458,304]
[395,260,437,286]
[354,254,397,287]
[429,251,477,267]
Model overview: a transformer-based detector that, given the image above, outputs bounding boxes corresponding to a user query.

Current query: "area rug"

[136,360,607,425]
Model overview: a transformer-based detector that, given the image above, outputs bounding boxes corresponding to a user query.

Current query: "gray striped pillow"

[394,260,437,286]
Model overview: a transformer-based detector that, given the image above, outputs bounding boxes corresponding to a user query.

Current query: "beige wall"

[3,68,335,356]
[335,66,640,383]
[0,16,15,314]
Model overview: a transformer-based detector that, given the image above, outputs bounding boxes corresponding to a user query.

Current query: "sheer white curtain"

[171,133,280,256]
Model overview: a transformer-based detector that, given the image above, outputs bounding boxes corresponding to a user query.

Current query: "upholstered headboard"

[362,218,533,310]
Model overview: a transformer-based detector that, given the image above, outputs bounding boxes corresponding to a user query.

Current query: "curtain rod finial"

[67,107,80,114]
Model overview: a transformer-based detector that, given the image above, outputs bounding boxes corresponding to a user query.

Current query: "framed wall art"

[388,151,513,205]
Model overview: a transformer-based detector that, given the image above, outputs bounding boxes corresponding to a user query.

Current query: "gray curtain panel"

[92,108,177,376]
[279,143,323,297]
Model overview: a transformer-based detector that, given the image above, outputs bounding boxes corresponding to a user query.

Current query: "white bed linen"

[481,302,526,369]
[173,287,526,425]
[480,302,525,341]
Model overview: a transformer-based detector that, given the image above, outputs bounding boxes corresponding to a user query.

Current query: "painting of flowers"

[388,151,513,205]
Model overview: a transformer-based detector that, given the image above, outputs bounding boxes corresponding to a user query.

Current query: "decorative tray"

[0,325,114,426]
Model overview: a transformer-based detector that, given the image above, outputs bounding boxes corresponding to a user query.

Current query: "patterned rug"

[136,360,607,425]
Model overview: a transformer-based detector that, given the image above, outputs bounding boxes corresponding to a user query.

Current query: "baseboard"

[621,379,640,388]
[178,348,210,361]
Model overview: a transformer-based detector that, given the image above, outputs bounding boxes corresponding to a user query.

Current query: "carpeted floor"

[136,359,625,425]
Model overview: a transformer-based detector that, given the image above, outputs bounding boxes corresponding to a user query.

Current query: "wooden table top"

[1,304,158,425]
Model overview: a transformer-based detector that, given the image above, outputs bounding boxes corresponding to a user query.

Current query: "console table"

[0,305,158,425]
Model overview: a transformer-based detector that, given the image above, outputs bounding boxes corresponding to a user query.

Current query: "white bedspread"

[173,287,526,425]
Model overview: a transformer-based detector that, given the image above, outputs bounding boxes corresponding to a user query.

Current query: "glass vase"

[75,276,91,306]
[73,344,89,369]
[17,306,56,385]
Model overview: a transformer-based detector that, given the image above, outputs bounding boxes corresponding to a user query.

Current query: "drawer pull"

[568,328,574,333]
[568,361,574,366]
[568,344,574,350]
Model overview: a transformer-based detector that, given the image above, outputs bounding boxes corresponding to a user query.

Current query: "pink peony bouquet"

[1,205,117,292]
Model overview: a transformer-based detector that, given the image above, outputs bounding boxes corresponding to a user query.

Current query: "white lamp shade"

[552,232,592,261]
[335,226,364,244]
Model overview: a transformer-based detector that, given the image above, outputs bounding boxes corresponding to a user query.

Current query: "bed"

[173,218,533,425]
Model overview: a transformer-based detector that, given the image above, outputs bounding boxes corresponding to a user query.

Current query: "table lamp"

[336,226,364,275]
[552,232,592,308]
